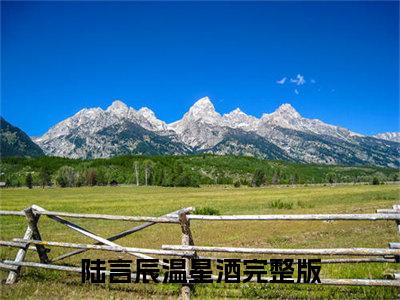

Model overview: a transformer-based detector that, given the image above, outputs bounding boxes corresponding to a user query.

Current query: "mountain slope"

[37,120,190,159]
[205,130,293,161]
[0,117,44,157]
[255,125,399,167]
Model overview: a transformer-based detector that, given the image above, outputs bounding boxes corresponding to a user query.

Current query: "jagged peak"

[262,103,301,119]
[138,106,167,131]
[169,96,221,129]
[138,107,161,122]
[276,103,299,114]
[227,108,244,115]
[224,108,258,121]
[184,96,220,121]
[138,107,155,116]
[189,96,215,111]
[76,107,102,115]
[106,100,129,112]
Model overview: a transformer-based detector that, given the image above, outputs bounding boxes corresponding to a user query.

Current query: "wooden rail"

[3,209,400,222]
[162,245,400,256]
[2,239,194,257]
[0,204,399,299]
[187,213,400,221]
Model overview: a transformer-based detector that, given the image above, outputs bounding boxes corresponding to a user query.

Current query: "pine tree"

[25,173,33,189]
[39,167,51,188]
[252,169,266,187]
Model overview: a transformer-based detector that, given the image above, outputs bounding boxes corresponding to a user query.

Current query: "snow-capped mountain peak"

[106,100,130,116]
[226,108,245,116]
[167,97,224,148]
[191,96,214,108]
[187,96,219,119]
[222,108,259,131]
[75,107,103,118]
[138,107,168,132]
[170,96,222,128]
[138,107,156,118]
[271,103,301,119]
[258,103,357,139]
[260,103,302,128]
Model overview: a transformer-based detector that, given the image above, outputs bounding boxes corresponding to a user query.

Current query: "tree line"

[1,155,398,188]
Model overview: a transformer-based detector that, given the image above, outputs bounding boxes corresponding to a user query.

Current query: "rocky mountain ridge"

[32,97,399,167]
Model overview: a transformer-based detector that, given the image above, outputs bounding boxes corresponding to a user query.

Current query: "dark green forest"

[0,155,398,188]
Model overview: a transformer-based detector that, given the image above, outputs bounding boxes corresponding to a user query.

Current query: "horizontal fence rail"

[389,242,400,249]
[2,210,400,222]
[162,245,400,256]
[0,210,26,216]
[187,213,400,221]
[7,239,195,257]
[0,204,399,299]
[32,210,180,224]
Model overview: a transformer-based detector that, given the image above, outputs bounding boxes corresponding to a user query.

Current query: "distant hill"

[0,117,44,157]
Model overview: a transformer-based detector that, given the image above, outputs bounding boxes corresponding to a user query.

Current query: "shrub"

[174,172,199,187]
[392,173,399,182]
[233,181,241,188]
[39,167,51,188]
[252,169,266,187]
[55,166,77,187]
[372,177,380,185]
[268,200,293,209]
[194,206,221,215]
[84,168,97,186]
[25,173,33,189]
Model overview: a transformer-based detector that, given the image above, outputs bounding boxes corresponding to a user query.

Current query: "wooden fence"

[1,204,400,299]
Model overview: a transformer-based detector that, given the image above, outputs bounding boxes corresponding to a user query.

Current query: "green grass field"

[0,184,399,299]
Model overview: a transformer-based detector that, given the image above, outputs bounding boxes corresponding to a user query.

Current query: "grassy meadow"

[0,184,399,299]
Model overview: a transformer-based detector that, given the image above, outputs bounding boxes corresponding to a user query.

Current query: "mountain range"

[28,97,399,168]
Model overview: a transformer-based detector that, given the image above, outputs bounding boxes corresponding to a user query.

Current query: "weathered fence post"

[6,228,33,284]
[179,211,196,300]
[6,206,49,284]
[393,205,400,235]
[24,207,50,264]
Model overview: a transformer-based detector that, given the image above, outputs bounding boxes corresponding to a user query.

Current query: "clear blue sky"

[1,1,399,136]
